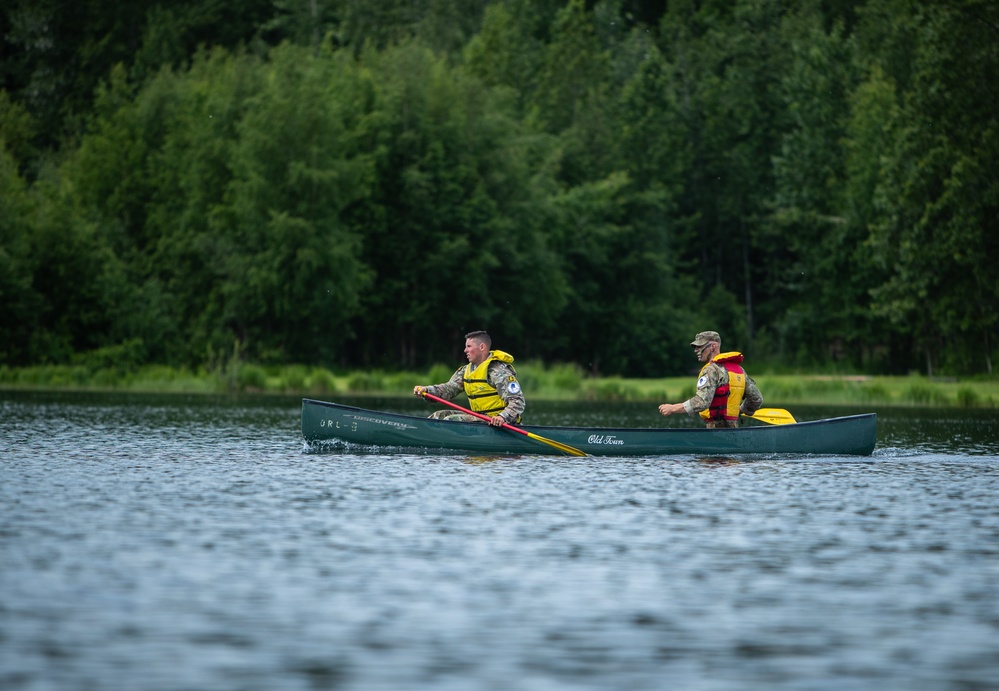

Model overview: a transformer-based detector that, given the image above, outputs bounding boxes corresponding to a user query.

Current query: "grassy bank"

[1,361,996,408]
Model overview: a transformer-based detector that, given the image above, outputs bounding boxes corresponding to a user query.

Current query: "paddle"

[743,408,797,425]
[418,391,588,457]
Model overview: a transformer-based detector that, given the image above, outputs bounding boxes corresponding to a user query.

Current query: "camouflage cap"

[690,331,721,347]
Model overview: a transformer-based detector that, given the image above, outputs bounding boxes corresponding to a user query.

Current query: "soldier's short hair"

[465,330,491,347]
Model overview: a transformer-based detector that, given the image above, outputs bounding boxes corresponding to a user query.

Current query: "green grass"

[0,363,996,408]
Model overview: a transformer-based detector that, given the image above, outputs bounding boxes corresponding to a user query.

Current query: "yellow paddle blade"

[744,408,797,425]
[525,431,588,457]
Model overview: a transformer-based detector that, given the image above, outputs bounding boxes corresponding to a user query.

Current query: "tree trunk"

[742,218,754,346]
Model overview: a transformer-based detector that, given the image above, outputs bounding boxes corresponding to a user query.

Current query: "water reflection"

[695,456,742,465]
[460,454,526,465]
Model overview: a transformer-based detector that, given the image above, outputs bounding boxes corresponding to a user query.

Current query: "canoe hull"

[301,399,877,457]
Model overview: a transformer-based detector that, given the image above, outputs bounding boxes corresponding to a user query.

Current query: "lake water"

[2,391,998,691]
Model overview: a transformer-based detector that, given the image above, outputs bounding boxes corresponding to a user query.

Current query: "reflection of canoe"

[301,398,877,457]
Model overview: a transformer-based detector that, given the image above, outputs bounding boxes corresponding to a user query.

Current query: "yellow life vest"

[698,351,746,422]
[464,350,517,417]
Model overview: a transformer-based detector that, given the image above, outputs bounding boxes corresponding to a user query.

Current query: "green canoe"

[301,398,877,457]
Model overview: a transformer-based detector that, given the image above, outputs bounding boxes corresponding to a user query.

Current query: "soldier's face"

[694,343,714,361]
[465,339,488,365]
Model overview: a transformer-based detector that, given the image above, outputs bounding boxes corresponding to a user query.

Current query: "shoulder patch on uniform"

[697,375,708,388]
[507,380,521,395]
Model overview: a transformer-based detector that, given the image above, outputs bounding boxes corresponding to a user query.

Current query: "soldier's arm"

[488,362,526,423]
[425,367,466,400]
[683,366,720,415]
[740,376,763,416]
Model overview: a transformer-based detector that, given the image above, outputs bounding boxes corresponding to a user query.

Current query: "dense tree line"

[1,0,996,377]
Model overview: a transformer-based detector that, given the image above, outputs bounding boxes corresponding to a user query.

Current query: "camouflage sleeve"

[740,376,763,415]
[426,367,466,400]
[682,364,724,416]
[487,361,526,423]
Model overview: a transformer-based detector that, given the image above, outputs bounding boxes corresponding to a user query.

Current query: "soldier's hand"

[414,386,426,396]
[659,403,681,416]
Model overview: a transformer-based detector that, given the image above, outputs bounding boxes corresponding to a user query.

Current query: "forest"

[1,0,996,379]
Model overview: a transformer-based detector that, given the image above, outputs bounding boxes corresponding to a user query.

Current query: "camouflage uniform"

[683,363,764,429]
[426,359,526,424]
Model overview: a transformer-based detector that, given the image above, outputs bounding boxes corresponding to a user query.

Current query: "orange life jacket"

[698,352,747,422]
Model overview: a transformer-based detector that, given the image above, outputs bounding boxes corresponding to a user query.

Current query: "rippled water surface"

[2,391,998,690]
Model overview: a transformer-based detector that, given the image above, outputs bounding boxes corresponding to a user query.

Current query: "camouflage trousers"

[428,410,482,423]
[705,419,739,429]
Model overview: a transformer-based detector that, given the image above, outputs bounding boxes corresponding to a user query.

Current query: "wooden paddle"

[743,408,797,425]
[418,391,588,457]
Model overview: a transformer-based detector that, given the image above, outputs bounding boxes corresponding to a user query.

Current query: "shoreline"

[2,365,996,408]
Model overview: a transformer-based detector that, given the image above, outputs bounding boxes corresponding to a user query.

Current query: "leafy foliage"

[0,0,995,377]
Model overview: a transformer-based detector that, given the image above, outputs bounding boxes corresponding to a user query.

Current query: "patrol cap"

[690,331,721,347]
